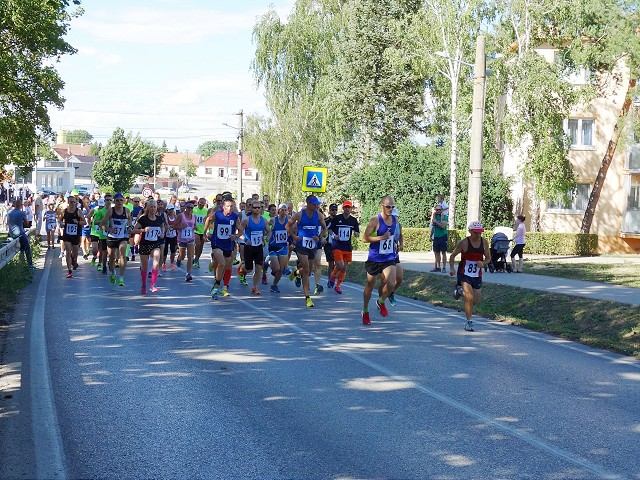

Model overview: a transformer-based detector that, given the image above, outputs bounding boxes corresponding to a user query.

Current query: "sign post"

[301,166,328,194]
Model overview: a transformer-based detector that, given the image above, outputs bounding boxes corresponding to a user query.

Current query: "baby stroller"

[488,226,512,273]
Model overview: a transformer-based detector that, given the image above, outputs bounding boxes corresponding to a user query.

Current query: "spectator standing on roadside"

[34,193,43,236]
[7,199,33,268]
[430,203,448,272]
[511,215,526,273]
[23,198,34,228]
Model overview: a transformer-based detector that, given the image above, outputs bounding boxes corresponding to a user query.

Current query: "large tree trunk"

[448,87,459,230]
[580,78,636,234]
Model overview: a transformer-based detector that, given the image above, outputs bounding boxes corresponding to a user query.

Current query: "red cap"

[342,200,353,208]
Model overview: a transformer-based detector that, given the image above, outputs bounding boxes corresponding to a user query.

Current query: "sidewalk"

[350,251,640,306]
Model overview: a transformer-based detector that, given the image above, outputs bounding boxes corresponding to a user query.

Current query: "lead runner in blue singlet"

[205,198,240,298]
[361,195,398,325]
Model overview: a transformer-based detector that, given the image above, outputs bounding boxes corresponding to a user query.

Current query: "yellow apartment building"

[502,46,640,253]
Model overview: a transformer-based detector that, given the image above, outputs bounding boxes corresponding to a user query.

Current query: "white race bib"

[181,227,194,241]
[195,215,205,225]
[250,231,263,247]
[338,226,351,242]
[274,230,288,244]
[465,260,480,278]
[216,223,231,240]
[46,220,57,230]
[65,223,78,236]
[379,237,394,255]
[301,237,316,249]
[145,227,161,242]
[166,227,177,238]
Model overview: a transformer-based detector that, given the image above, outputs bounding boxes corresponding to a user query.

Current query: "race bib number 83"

[465,261,480,278]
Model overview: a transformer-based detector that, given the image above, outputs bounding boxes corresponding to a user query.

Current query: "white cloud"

[77,45,123,68]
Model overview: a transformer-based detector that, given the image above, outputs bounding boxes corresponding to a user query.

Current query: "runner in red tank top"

[449,221,491,332]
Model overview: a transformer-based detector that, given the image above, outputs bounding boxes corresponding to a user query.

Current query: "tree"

[161,140,168,153]
[197,140,236,157]
[63,129,93,144]
[128,134,162,177]
[92,128,136,193]
[0,0,81,169]
[180,157,197,183]
[89,142,102,156]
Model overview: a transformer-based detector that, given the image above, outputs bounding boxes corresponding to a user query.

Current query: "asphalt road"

[1,246,639,479]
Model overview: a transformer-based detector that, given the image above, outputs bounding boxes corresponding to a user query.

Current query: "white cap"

[468,220,484,232]
[166,204,175,210]
[97,198,105,207]
[278,203,288,210]
[391,207,399,217]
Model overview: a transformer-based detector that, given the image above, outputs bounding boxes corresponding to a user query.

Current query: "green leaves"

[196,141,236,157]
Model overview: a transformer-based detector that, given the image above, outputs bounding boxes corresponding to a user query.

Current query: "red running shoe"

[376,299,388,317]
[66,271,72,279]
[362,311,371,325]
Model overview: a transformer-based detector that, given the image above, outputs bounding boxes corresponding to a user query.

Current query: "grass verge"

[525,261,640,288]
[341,261,640,358]
[0,236,40,325]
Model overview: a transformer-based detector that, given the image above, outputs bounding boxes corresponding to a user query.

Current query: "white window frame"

[546,183,591,213]
[205,167,212,175]
[564,118,595,150]
[218,168,225,177]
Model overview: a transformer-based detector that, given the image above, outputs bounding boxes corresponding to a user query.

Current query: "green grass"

[525,261,640,288]
[0,236,40,324]
[0,232,7,243]
[341,262,640,358]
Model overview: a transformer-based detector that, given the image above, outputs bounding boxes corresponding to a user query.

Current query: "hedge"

[351,227,598,256]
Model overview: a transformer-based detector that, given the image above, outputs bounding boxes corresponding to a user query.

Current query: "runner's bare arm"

[363,216,382,243]
[287,213,300,242]
[448,239,466,274]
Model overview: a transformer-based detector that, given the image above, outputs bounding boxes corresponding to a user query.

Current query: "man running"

[324,203,338,287]
[162,203,178,271]
[361,196,398,325]
[267,204,290,293]
[88,196,110,274]
[102,192,132,286]
[328,200,359,294]
[287,195,327,308]
[59,195,85,278]
[171,201,196,282]
[192,197,208,268]
[205,197,240,299]
[240,200,269,296]
[449,221,491,332]
[129,197,143,261]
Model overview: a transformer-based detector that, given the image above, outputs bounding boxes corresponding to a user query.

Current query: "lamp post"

[223,109,244,200]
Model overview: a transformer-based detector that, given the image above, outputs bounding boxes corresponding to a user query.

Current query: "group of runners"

[41,191,490,331]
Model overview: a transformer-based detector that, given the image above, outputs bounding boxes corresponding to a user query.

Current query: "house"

[197,151,261,198]
[52,145,99,189]
[502,47,639,253]
[157,152,202,177]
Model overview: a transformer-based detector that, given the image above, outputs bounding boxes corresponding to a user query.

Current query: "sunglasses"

[252,205,261,209]
[383,205,395,209]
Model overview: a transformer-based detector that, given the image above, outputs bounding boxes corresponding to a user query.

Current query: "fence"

[0,227,36,270]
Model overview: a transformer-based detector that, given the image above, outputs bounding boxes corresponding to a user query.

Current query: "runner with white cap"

[449,220,491,332]
[267,203,290,293]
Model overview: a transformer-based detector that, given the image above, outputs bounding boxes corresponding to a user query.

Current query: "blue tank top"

[297,209,320,249]
[212,210,239,251]
[244,215,266,247]
[269,216,289,249]
[367,214,397,263]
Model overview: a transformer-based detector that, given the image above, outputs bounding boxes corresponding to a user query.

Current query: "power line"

[56,108,241,117]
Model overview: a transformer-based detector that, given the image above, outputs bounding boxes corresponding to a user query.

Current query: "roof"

[69,155,99,164]
[53,144,92,159]
[159,152,202,167]
[201,151,254,168]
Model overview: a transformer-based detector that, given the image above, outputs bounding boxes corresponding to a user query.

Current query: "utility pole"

[466,35,486,226]
[236,109,244,201]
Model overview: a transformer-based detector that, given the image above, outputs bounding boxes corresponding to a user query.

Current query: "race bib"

[250,231,263,247]
[46,220,57,230]
[274,230,288,244]
[338,226,351,242]
[379,237,394,255]
[216,223,232,240]
[301,237,316,249]
[465,261,480,278]
[113,225,125,238]
[65,223,78,236]
[166,227,176,238]
[145,227,161,242]
[195,215,205,225]
[181,227,194,240]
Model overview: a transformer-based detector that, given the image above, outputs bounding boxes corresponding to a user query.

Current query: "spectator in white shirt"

[511,215,526,273]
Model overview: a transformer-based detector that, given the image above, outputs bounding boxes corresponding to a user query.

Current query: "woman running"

[134,199,166,294]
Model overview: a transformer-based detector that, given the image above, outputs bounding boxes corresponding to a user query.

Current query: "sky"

[48,0,295,152]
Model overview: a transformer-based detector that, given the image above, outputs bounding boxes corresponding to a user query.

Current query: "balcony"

[622,209,640,234]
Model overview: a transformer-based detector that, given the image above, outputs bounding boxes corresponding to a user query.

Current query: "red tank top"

[458,236,485,278]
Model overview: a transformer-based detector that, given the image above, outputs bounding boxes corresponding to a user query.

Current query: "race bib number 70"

[301,237,316,249]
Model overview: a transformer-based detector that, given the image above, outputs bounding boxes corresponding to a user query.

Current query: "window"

[57,176,63,187]
[229,168,237,177]
[244,169,252,177]
[629,177,640,210]
[565,118,593,148]
[218,168,225,177]
[547,184,591,211]
[629,146,640,170]
[205,168,212,175]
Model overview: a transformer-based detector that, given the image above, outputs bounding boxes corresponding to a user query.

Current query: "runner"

[287,195,327,308]
[88,196,109,273]
[171,201,196,282]
[240,200,269,295]
[162,203,178,271]
[59,195,85,278]
[205,197,240,299]
[378,207,403,306]
[102,193,132,286]
[80,196,92,259]
[44,201,57,249]
[192,197,208,269]
[324,203,338,287]
[361,196,398,325]
[267,204,290,293]
[133,199,166,294]
[328,200,360,294]
[449,221,491,332]
[129,197,144,261]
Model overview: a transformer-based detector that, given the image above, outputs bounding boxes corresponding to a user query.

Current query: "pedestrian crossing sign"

[302,166,327,193]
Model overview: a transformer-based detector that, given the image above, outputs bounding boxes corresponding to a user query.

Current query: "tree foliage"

[92,128,135,193]
[128,134,162,177]
[0,0,82,168]
[180,157,197,179]
[197,140,236,157]
[63,129,93,144]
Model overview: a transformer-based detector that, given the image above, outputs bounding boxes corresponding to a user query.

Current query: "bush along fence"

[350,228,598,256]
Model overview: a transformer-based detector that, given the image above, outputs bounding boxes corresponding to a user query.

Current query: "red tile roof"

[53,144,91,159]
[159,152,202,166]
[202,151,254,168]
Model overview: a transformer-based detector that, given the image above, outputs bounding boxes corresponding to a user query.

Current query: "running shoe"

[376,299,389,317]
[283,267,292,276]
[118,278,125,287]
[110,273,116,284]
[251,287,261,296]
[96,263,102,271]
[389,293,397,306]
[66,271,72,279]
[83,254,89,260]
[314,284,324,295]
[150,286,159,293]
[239,275,248,286]
[176,259,182,268]
[464,320,474,332]
[131,254,135,262]
[361,311,371,325]
[91,257,97,265]
[270,285,280,294]
[210,286,219,298]
[193,260,199,269]
[221,287,230,297]
[429,267,440,272]
[185,273,193,282]
[453,285,463,300]
[305,296,314,308]
[233,258,240,266]
[288,270,296,282]
[72,263,78,270]
[334,285,342,294]
[327,278,335,288]
[162,264,167,272]
[295,275,301,288]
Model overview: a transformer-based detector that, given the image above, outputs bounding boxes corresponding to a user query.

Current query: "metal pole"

[236,109,244,201]
[466,35,486,225]
[153,154,157,191]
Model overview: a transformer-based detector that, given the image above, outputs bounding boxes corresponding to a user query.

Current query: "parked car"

[178,185,196,193]
[74,185,90,195]
[156,187,176,195]
[37,189,57,197]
